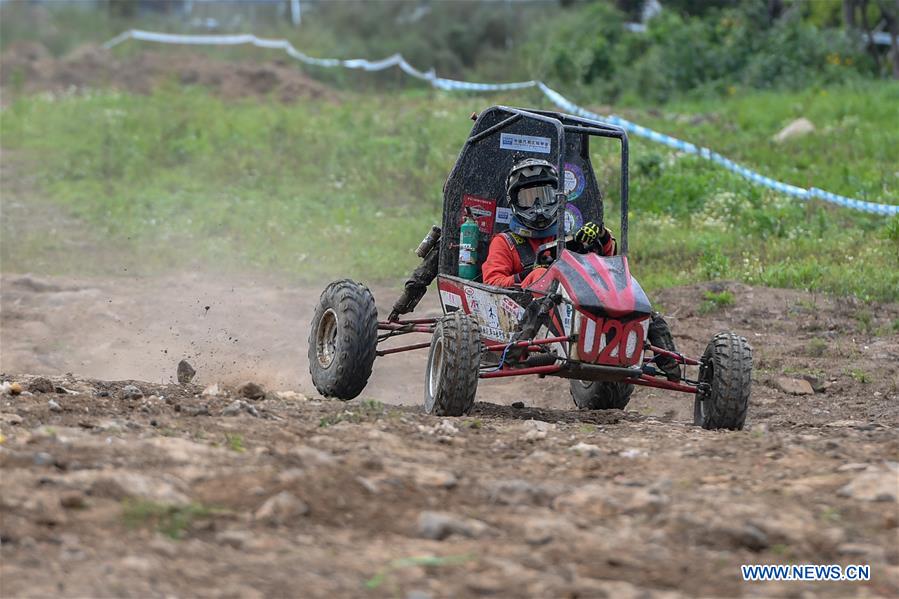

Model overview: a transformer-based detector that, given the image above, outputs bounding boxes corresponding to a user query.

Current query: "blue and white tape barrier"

[104,29,898,217]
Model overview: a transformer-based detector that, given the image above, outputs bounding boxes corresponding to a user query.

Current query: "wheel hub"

[428,337,444,399]
[316,308,339,368]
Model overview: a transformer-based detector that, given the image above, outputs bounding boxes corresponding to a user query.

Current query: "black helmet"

[506,158,560,235]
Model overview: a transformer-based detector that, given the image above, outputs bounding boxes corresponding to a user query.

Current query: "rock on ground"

[772,376,815,396]
[254,491,309,525]
[120,385,143,400]
[837,467,898,502]
[773,117,815,142]
[28,377,55,394]
[418,511,489,540]
[238,381,266,400]
[176,360,196,384]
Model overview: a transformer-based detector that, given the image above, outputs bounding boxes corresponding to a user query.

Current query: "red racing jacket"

[482,229,616,288]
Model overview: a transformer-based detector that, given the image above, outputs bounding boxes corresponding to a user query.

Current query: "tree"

[877,0,899,78]
[844,0,899,78]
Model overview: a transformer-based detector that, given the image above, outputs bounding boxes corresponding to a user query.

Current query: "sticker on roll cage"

[499,133,551,154]
[461,195,496,236]
[563,162,586,200]
[440,290,462,309]
[564,204,584,234]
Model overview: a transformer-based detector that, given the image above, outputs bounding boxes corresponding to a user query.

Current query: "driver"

[482,158,681,381]
[482,158,614,288]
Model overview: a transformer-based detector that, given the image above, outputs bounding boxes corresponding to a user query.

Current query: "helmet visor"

[516,185,556,209]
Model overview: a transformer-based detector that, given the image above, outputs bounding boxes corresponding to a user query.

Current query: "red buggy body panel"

[437,250,652,368]
[527,251,651,318]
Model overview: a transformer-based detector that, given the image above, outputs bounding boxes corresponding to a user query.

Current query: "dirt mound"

[0,40,337,103]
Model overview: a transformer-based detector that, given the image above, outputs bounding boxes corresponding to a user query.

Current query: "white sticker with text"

[499,133,551,154]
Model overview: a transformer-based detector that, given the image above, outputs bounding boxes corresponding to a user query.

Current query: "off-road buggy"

[309,106,752,430]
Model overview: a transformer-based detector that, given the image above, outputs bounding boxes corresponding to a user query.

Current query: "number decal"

[578,316,646,366]
[597,319,623,363]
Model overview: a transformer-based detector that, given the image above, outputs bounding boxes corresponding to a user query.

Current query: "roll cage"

[437,106,630,282]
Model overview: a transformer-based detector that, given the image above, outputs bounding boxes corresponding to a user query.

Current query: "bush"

[525,0,871,104]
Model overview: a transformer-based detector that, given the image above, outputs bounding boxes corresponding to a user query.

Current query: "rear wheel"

[570,380,634,410]
[424,312,481,416]
[308,280,378,400]
[694,332,752,430]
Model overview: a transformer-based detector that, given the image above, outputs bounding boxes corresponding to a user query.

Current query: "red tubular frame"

[373,319,437,355]
[373,320,701,393]
[480,365,563,379]
[387,317,439,325]
[625,376,698,393]
[378,322,435,334]
[645,345,699,366]
[483,335,572,351]
[376,341,432,356]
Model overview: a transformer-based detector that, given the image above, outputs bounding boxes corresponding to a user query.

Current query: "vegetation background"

[1,0,898,302]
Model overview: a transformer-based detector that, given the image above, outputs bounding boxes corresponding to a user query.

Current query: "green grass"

[626,82,899,210]
[318,399,387,427]
[1,83,897,300]
[699,290,735,313]
[807,338,829,357]
[365,554,474,590]
[224,433,246,453]
[847,368,870,384]
[122,499,216,539]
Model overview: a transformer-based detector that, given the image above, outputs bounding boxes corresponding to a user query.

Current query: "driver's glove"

[575,221,604,248]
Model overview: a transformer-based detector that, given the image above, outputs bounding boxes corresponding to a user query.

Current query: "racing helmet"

[506,158,560,235]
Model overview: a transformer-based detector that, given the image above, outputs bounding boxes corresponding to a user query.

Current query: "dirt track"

[2,272,898,598]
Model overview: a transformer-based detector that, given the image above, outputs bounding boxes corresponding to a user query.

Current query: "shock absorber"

[388,225,441,322]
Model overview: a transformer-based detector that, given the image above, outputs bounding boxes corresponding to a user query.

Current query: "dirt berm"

[0,40,337,103]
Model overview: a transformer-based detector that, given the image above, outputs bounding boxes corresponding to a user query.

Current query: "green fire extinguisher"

[459,209,479,280]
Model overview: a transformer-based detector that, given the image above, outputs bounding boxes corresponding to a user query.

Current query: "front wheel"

[424,312,481,416]
[308,280,378,400]
[694,332,752,430]
[570,380,634,410]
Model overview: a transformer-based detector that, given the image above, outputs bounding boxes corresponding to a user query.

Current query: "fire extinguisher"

[458,208,479,280]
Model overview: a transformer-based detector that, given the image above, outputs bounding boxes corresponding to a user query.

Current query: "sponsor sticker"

[499,133,551,154]
[484,303,500,328]
[480,325,513,342]
[563,162,586,200]
[440,290,462,309]
[461,194,496,236]
[564,204,584,234]
[501,296,525,320]
[462,285,520,339]
[561,302,573,334]
[495,207,513,225]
